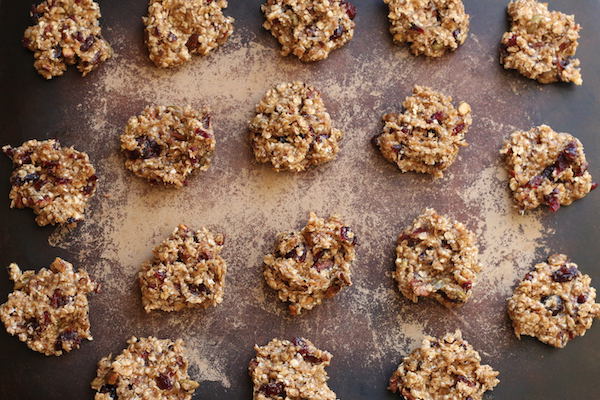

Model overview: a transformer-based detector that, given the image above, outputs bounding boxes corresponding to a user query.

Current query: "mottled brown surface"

[0,1,599,399]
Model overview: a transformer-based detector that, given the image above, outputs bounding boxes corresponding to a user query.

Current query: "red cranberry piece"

[577,294,587,304]
[314,259,334,272]
[189,283,210,296]
[461,281,472,290]
[523,272,534,281]
[99,384,118,399]
[10,172,40,186]
[167,32,177,42]
[544,189,560,212]
[50,289,71,308]
[55,329,81,351]
[260,382,285,396]
[541,295,564,316]
[185,34,200,50]
[330,25,345,40]
[410,24,425,34]
[452,122,465,135]
[154,270,167,282]
[340,226,354,242]
[391,144,403,153]
[591,182,598,191]
[155,373,173,390]
[292,337,323,363]
[341,0,357,20]
[506,34,518,47]
[80,35,95,52]
[429,111,446,123]
[194,128,212,139]
[135,136,162,159]
[562,141,578,161]
[456,375,475,387]
[552,265,579,282]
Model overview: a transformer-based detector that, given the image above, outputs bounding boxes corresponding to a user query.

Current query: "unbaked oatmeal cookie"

[121,105,216,186]
[500,125,595,212]
[264,212,357,315]
[373,85,472,178]
[383,0,470,57]
[249,337,336,400]
[139,224,226,312]
[262,0,357,62]
[3,139,98,227]
[388,330,499,400]
[508,254,600,348]
[500,0,582,85]
[0,258,98,356]
[143,0,234,68]
[91,336,199,400]
[23,0,112,79]
[250,82,343,172]
[393,208,481,307]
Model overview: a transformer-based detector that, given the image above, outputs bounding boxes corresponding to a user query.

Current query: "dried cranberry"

[99,384,118,399]
[155,373,173,390]
[552,265,579,282]
[541,295,564,316]
[194,128,212,139]
[314,259,334,272]
[135,136,162,159]
[189,283,210,296]
[429,111,446,123]
[292,337,323,363]
[11,172,40,186]
[330,25,345,40]
[25,318,40,333]
[452,29,461,41]
[523,272,534,281]
[30,5,43,21]
[167,32,177,42]
[506,34,518,48]
[562,141,578,161]
[455,375,475,387]
[577,294,587,304]
[410,24,425,34]
[260,382,285,396]
[340,226,353,242]
[185,34,200,50]
[461,281,472,290]
[591,182,598,191]
[154,270,167,282]
[391,143,403,153]
[544,189,560,212]
[452,122,465,135]
[80,35,95,52]
[341,0,357,20]
[315,134,330,143]
[55,329,81,350]
[50,289,71,308]
[75,31,84,42]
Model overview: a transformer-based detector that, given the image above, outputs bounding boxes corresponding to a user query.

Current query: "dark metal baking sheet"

[1,1,599,399]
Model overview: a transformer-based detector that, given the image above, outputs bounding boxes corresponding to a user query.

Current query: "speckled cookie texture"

[143,0,234,68]
[383,0,470,57]
[2,139,98,227]
[91,336,199,400]
[393,208,481,307]
[139,224,226,313]
[508,254,600,348]
[23,0,112,79]
[500,125,595,213]
[250,81,343,172]
[0,258,98,356]
[262,0,357,62]
[500,0,582,85]
[388,330,500,400]
[121,105,216,186]
[264,212,357,315]
[373,85,472,178]
[249,337,336,400]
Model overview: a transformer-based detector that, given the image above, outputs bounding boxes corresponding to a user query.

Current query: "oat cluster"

[0,258,97,356]
[508,254,600,348]
[139,224,227,313]
[500,0,582,85]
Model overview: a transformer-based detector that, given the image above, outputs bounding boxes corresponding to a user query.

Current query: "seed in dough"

[373,85,472,178]
[121,105,216,186]
[91,336,199,400]
[0,258,98,356]
[143,0,234,68]
[23,0,113,79]
[393,208,481,307]
[250,82,343,172]
[500,0,582,85]
[139,224,227,313]
[388,330,500,400]
[500,125,595,213]
[261,0,357,62]
[263,212,357,315]
[383,0,470,57]
[2,139,98,227]
[508,254,600,348]
[249,337,336,400]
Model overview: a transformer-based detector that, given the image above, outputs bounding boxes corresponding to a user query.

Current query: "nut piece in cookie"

[249,337,336,400]
[262,0,357,62]
[508,254,600,348]
[144,0,234,68]
[388,330,499,400]
[0,258,98,356]
[91,336,199,400]
[373,86,472,178]
[139,224,226,312]
[384,0,470,57]
[393,208,481,307]
[23,0,113,79]
[3,139,98,227]
[121,105,216,186]
[500,125,595,213]
[500,0,582,85]
[250,82,344,172]
[264,212,357,315]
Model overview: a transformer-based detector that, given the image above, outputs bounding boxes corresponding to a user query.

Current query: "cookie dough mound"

[139,224,226,312]
[250,82,343,172]
[394,208,481,307]
[500,0,582,85]
[249,337,336,400]
[384,0,469,57]
[23,0,112,79]
[0,258,98,356]
[264,212,357,315]
[373,85,472,178]
[500,125,595,212]
[508,254,600,348]
[388,330,499,399]
[144,0,234,68]
[262,0,357,62]
[3,139,98,227]
[121,105,216,186]
[91,336,199,400]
